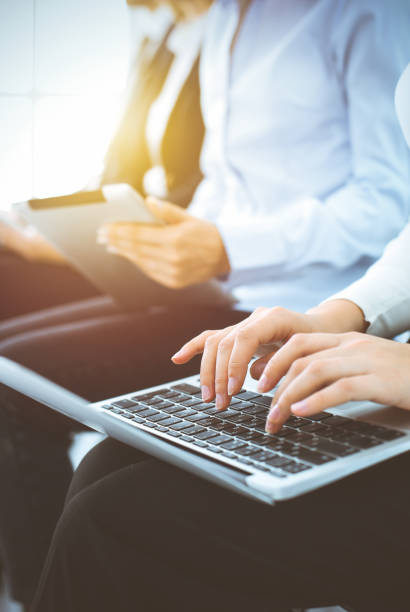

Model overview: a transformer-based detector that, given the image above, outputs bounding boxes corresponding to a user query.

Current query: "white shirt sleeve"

[327,63,410,339]
[328,221,410,338]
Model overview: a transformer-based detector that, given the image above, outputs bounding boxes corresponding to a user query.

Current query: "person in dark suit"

[0,3,204,321]
[0,4,208,607]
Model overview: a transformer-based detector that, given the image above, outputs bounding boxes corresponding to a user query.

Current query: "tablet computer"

[14,184,235,310]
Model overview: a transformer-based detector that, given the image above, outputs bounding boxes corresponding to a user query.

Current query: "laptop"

[1,355,410,505]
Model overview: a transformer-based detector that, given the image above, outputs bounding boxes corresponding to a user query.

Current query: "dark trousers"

[31,437,410,612]
[0,298,248,605]
[0,249,99,321]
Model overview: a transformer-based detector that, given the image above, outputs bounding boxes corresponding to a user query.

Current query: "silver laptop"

[2,355,410,505]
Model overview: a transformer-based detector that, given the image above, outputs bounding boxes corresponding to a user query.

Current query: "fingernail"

[268,404,281,422]
[227,377,238,396]
[201,385,212,401]
[291,400,309,415]
[265,405,280,433]
[265,422,275,434]
[257,374,268,392]
[215,394,225,410]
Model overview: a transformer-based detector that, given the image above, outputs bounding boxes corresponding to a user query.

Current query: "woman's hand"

[97,197,230,289]
[0,222,66,264]
[264,333,410,433]
[172,301,367,410]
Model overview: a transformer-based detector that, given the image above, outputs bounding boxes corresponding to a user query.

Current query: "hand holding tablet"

[13,184,234,309]
[97,197,230,290]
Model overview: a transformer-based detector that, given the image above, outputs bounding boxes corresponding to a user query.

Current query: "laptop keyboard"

[102,383,405,479]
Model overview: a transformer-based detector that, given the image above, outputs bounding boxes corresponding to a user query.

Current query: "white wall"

[0,0,133,209]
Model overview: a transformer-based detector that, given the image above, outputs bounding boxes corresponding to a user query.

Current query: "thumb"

[145,196,188,225]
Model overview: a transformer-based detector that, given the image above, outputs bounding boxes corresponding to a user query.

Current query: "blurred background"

[0,0,171,211]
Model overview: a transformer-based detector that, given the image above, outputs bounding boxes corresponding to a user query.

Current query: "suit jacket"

[100,27,204,208]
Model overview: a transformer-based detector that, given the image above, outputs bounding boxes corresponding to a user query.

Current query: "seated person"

[0,0,207,606]
[1,1,410,608]
[0,0,204,321]
[29,62,410,612]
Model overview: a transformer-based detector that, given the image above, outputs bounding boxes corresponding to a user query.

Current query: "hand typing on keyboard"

[172,307,324,410]
[263,332,410,433]
[170,301,410,433]
[172,301,365,410]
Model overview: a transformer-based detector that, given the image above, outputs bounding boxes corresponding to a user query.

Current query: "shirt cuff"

[324,270,410,338]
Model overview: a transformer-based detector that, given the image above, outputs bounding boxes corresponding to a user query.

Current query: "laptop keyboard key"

[167,430,182,438]
[306,437,357,457]
[300,422,328,434]
[194,430,219,441]
[222,451,237,459]
[162,405,185,415]
[113,399,138,409]
[109,408,124,415]
[182,425,206,436]
[233,401,256,412]
[147,412,170,423]
[158,390,181,400]
[342,434,381,449]
[235,445,261,457]
[372,428,405,441]
[179,398,203,407]
[216,410,239,421]
[131,416,144,424]
[131,391,158,402]
[201,406,219,415]
[241,405,268,417]
[265,455,292,468]
[251,450,276,462]
[193,440,208,448]
[227,413,255,425]
[323,415,351,427]
[253,418,268,432]
[193,402,215,412]
[208,434,231,445]
[186,413,211,423]
[251,395,273,407]
[159,417,182,427]
[196,417,214,428]
[291,447,333,465]
[172,421,196,431]
[136,408,158,418]
[153,400,174,410]
[235,391,259,402]
[171,383,201,395]
[286,416,311,429]
[281,461,311,474]
[141,397,164,407]
[220,440,247,451]
[173,408,197,418]
[305,412,333,421]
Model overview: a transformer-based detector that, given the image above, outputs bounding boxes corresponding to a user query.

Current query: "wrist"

[307,299,368,334]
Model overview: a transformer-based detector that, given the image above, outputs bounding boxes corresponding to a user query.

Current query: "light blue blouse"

[189,0,410,311]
